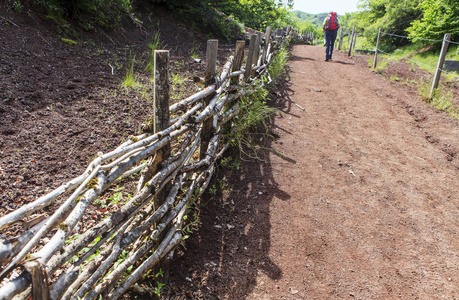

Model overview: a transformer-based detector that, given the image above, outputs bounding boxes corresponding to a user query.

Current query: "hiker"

[323,11,340,61]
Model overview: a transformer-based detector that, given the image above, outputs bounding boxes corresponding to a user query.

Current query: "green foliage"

[217,0,294,32]
[421,84,459,120]
[350,0,423,49]
[30,0,295,43]
[228,87,278,160]
[153,281,166,297]
[269,44,289,82]
[447,44,459,61]
[180,6,245,43]
[36,0,133,31]
[152,0,293,36]
[112,249,134,276]
[9,0,24,13]
[94,186,129,208]
[180,202,201,240]
[170,73,187,100]
[291,11,328,27]
[407,0,459,42]
[148,0,246,43]
[289,11,323,38]
[147,31,163,52]
[225,37,289,160]
[370,55,390,74]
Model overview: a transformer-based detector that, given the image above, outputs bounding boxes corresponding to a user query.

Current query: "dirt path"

[167,45,459,299]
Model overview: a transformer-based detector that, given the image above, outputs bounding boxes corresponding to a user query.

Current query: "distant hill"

[291,11,330,27]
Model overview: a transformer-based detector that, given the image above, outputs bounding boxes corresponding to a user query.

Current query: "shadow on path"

[290,54,315,62]
[331,60,355,65]
[165,73,296,299]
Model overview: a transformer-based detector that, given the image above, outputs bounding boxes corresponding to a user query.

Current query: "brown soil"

[165,46,459,299]
[0,6,215,215]
[1,5,459,300]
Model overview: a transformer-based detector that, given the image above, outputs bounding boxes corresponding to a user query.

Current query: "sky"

[292,0,360,15]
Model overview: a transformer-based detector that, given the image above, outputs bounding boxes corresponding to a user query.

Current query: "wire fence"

[376,30,459,87]
[376,48,438,72]
[0,25,293,300]
[382,32,443,43]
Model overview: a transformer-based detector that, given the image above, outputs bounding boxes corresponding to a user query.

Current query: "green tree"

[407,0,459,41]
[212,0,294,31]
[352,0,422,48]
[147,0,294,37]
[295,20,321,37]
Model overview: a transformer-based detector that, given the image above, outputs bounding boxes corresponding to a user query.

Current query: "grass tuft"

[61,38,77,46]
[145,31,164,74]
[122,55,142,90]
[418,78,459,120]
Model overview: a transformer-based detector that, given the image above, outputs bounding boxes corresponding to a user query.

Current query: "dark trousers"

[325,29,338,60]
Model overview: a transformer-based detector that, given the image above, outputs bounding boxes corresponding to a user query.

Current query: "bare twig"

[1,17,19,28]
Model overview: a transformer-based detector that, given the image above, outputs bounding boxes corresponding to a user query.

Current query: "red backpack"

[327,12,338,30]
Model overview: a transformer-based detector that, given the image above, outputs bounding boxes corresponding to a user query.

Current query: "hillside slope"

[292,11,328,27]
[0,4,231,213]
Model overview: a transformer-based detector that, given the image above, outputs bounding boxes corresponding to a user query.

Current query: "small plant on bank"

[418,77,432,102]
[225,40,291,161]
[122,55,141,90]
[369,55,390,74]
[171,73,187,100]
[146,31,164,74]
[228,87,278,161]
[181,208,200,241]
[11,0,23,13]
[219,156,242,171]
[61,38,77,46]
[418,78,459,120]
[190,42,201,60]
[429,88,459,119]
[269,44,289,81]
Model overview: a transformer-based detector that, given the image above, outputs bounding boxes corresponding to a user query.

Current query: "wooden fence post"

[222,40,246,134]
[152,51,171,203]
[245,34,257,81]
[338,28,344,50]
[136,50,170,192]
[254,31,262,67]
[430,33,451,99]
[152,49,172,283]
[348,28,355,56]
[232,40,246,85]
[262,26,272,64]
[277,28,283,38]
[373,28,382,69]
[200,39,218,159]
[352,32,357,54]
[154,50,171,135]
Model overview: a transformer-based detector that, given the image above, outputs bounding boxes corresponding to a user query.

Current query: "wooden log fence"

[0,27,292,300]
